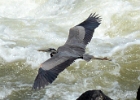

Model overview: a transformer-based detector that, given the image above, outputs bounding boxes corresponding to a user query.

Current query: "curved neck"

[50,51,57,57]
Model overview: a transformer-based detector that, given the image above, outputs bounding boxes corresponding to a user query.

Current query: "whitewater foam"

[0,0,140,99]
[0,86,13,99]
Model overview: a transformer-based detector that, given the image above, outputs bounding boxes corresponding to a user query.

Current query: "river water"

[0,0,140,100]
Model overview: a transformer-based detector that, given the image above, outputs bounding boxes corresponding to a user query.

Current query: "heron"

[33,13,110,90]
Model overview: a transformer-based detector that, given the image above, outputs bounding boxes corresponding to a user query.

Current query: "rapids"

[0,0,140,100]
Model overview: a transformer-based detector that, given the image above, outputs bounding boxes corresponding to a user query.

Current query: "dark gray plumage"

[33,13,102,90]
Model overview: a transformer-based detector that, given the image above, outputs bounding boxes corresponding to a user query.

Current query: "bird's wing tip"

[77,12,102,28]
[88,13,102,23]
[32,68,56,90]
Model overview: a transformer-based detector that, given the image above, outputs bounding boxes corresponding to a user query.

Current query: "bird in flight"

[33,13,110,90]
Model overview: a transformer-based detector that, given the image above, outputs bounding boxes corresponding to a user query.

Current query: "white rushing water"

[0,0,140,100]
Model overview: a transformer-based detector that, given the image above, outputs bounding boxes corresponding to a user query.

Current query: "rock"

[76,90,112,100]
[137,86,140,100]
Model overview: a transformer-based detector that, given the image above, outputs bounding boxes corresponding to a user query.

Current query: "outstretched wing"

[65,13,101,48]
[77,13,101,44]
[32,53,76,90]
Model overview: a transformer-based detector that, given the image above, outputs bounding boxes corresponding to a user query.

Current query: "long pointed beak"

[38,49,51,52]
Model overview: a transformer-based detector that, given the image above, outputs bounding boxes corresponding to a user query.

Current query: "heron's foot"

[102,57,112,61]
[93,56,112,61]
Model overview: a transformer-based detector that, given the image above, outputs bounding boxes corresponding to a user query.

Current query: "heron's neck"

[50,51,57,57]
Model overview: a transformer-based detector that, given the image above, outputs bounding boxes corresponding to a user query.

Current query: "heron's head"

[38,48,57,57]
[46,48,57,53]
[46,48,57,57]
[38,48,56,53]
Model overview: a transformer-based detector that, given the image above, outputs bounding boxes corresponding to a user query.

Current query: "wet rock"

[76,90,112,100]
[137,86,140,100]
